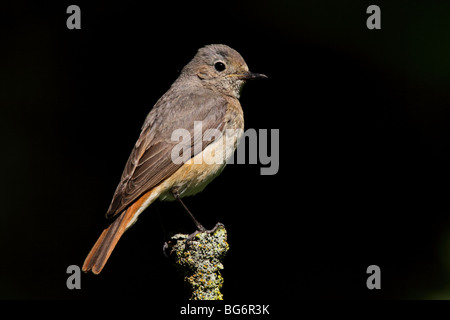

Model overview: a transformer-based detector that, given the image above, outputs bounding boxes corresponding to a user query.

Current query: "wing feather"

[105,85,228,219]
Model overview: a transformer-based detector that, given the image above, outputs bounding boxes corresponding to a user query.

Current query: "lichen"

[166,224,229,300]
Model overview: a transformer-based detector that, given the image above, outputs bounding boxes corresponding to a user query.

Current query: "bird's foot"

[186,222,223,242]
[163,222,224,257]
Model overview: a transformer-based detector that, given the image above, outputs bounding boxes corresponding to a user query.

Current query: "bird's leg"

[172,189,206,232]
[163,190,224,256]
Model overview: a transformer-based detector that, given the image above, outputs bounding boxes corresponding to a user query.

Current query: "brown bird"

[82,44,266,274]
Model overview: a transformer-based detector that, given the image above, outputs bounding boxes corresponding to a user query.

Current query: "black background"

[1,1,450,301]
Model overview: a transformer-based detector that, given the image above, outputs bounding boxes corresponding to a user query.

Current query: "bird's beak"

[230,72,268,80]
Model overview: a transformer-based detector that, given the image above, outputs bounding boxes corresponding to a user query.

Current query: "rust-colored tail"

[82,207,136,274]
[83,189,159,274]
[83,188,158,274]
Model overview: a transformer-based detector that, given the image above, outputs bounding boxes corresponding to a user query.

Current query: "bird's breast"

[159,98,244,200]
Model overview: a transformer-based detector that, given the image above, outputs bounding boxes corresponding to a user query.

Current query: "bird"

[82,44,267,274]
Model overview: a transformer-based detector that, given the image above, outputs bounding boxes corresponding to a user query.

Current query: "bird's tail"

[82,208,133,274]
[82,188,157,274]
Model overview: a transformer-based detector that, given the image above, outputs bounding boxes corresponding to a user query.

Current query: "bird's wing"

[105,87,228,219]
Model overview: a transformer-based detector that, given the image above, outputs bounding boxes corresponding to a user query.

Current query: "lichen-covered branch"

[165,224,229,300]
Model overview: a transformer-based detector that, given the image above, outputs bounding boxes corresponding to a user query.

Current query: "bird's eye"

[214,61,226,72]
